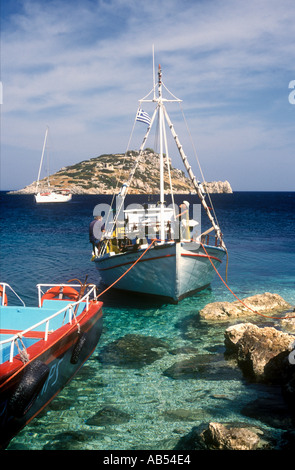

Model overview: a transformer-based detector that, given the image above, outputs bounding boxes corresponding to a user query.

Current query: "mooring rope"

[200,242,295,320]
[14,334,30,364]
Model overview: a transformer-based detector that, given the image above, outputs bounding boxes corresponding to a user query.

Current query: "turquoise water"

[0,191,294,450]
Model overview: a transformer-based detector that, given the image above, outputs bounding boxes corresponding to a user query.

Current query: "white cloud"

[1,0,295,190]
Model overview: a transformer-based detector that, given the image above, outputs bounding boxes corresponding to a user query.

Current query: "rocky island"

[9,149,233,195]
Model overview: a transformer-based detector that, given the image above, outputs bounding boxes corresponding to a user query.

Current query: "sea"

[0,190,294,451]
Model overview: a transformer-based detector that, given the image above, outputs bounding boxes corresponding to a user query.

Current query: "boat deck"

[0,300,86,364]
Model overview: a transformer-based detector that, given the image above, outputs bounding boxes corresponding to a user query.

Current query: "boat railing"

[0,283,98,363]
[195,226,224,247]
[200,233,224,247]
[0,282,26,307]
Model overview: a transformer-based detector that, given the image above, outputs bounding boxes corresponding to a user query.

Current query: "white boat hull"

[95,241,226,303]
[35,192,72,203]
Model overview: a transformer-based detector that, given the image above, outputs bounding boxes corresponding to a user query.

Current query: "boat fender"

[41,286,79,306]
[70,333,87,364]
[0,286,8,306]
[8,360,49,418]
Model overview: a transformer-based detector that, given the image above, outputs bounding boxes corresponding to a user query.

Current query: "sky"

[1,0,295,191]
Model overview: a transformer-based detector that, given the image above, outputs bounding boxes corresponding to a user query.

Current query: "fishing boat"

[34,127,72,203]
[92,62,227,303]
[0,279,103,449]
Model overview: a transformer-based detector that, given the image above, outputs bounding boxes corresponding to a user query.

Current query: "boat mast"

[115,60,225,248]
[158,64,166,243]
[36,126,49,192]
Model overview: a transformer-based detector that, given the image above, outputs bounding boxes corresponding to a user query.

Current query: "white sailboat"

[93,63,227,303]
[34,127,72,203]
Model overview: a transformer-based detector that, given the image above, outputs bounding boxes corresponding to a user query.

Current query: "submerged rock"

[199,293,292,321]
[241,394,294,430]
[163,353,241,381]
[43,430,94,450]
[169,346,199,355]
[86,406,131,426]
[98,333,169,368]
[163,354,216,380]
[163,408,209,422]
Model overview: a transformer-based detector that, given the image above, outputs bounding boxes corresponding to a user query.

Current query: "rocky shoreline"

[188,294,295,449]
[94,292,295,450]
[183,293,295,449]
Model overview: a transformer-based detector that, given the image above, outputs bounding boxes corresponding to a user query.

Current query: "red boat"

[0,280,103,449]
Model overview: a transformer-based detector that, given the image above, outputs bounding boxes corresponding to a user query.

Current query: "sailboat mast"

[158,64,165,242]
[36,126,49,191]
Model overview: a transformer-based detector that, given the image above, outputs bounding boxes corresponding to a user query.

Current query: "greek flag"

[136,108,151,126]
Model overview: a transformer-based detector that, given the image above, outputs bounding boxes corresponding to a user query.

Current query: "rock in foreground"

[200,422,263,450]
[224,322,294,383]
[199,293,292,321]
[175,422,271,450]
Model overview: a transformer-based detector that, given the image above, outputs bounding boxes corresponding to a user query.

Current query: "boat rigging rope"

[100,106,145,254]
[178,102,221,231]
[200,242,295,320]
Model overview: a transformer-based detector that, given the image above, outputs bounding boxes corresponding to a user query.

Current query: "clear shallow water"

[0,191,294,450]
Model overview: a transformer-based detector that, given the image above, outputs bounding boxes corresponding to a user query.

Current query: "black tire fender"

[70,333,87,364]
[8,360,49,418]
